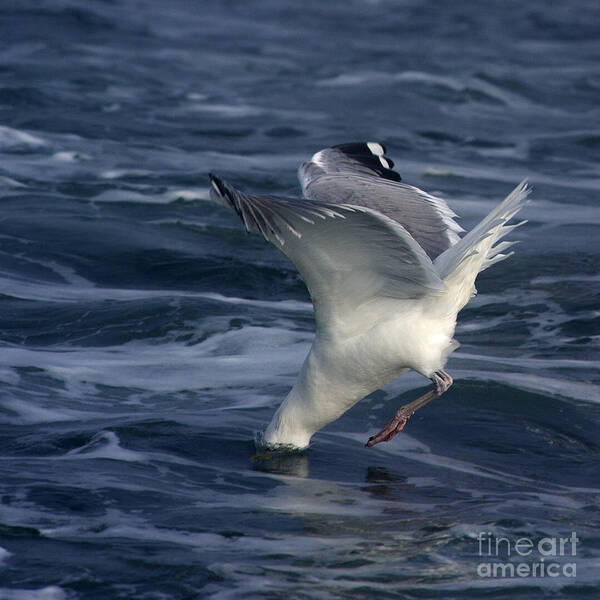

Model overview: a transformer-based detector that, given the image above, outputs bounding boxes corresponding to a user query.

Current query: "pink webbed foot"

[365,370,453,448]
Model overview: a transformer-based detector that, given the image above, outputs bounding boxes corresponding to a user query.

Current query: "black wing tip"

[209,172,226,195]
[209,173,236,209]
[208,173,248,225]
[332,142,402,182]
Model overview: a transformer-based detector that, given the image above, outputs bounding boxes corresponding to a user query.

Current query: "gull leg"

[365,370,453,448]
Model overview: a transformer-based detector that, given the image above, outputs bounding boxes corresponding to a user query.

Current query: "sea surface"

[1,1,599,598]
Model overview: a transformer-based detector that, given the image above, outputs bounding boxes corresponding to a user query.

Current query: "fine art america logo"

[477,532,578,578]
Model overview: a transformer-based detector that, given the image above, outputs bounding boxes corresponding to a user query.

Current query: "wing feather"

[210,174,445,333]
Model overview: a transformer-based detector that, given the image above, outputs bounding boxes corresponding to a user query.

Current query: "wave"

[0,125,47,151]
[317,70,532,108]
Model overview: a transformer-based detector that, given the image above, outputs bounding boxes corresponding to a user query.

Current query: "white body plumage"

[264,294,458,448]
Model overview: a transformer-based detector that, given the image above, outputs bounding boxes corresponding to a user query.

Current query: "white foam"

[195,292,311,313]
[319,69,464,90]
[319,70,529,109]
[91,189,167,204]
[0,366,20,385]
[166,187,211,201]
[91,187,216,205]
[533,273,600,285]
[51,151,91,162]
[0,587,67,600]
[454,368,600,403]
[187,103,264,118]
[456,315,505,333]
[102,102,121,113]
[186,92,208,101]
[99,168,154,179]
[454,351,596,371]
[42,508,338,557]
[317,72,378,86]
[66,431,147,462]
[1,398,100,424]
[0,125,47,149]
[0,324,311,397]
[0,175,27,188]
[0,271,313,311]
[394,70,467,92]
[0,547,11,565]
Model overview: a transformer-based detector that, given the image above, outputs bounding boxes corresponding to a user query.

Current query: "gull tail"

[433,180,531,312]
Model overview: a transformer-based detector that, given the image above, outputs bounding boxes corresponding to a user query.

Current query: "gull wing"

[299,143,463,260]
[434,180,531,312]
[210,174,445,332]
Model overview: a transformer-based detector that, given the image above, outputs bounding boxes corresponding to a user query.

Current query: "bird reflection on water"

[252,448,310,478]
[251,448,407,499]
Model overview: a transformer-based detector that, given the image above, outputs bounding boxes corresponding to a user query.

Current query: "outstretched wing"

[298,143,463,260]
[210,174,445,333]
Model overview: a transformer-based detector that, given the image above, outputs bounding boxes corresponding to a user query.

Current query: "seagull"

[209,142,530,450]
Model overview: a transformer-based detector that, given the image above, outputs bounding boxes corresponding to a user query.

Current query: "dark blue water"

[1,1,599,598]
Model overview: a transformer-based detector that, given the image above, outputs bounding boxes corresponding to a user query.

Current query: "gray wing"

[209,174,445,333]
[298,143,463,260]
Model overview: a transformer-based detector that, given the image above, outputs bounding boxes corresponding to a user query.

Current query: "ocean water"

[1,0,599,598]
